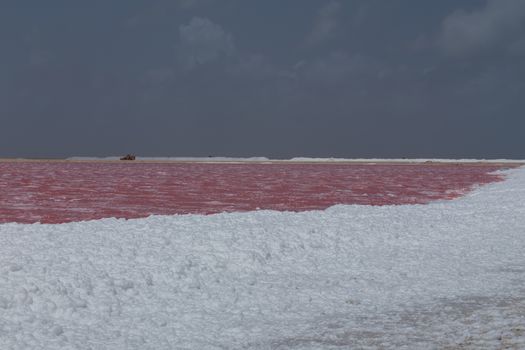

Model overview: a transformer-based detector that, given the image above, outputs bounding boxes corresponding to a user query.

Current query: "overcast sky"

[1,0,524,158]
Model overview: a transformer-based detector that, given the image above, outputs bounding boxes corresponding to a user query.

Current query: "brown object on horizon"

[120,154,136,161]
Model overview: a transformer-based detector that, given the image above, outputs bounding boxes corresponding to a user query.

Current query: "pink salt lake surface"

[0,161,513,224]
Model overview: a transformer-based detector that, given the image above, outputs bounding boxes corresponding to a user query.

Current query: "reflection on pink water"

[0,161,512,224]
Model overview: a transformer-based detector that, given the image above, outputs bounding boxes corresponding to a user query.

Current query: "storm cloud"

[179,17,235,69]
[0,0,524,158]
[438,0,525,57]
[306,1,342,46]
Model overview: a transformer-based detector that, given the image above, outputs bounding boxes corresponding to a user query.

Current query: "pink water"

[0,161,510,224]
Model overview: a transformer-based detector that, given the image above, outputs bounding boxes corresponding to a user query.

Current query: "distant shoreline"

[0,157,523,167]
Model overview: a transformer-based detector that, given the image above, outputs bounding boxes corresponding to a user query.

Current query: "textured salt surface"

[1,167,524,349]
[0,162,508,224]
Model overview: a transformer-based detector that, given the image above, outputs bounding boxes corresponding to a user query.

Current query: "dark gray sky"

[1,0,524,158]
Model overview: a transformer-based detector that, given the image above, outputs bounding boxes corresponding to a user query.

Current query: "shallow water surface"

[0,161,510,224]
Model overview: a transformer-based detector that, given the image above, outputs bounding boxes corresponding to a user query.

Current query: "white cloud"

[306,1,342,46]
[438,0,525,57]
[178,17,235,69]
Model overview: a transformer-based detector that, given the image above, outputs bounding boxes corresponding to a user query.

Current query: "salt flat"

[1,166,524,349]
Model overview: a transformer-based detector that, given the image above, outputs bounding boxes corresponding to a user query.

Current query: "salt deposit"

[1,167,524,349]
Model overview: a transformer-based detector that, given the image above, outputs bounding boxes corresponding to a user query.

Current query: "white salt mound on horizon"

[1,167,525,349]
[65,156,525,163]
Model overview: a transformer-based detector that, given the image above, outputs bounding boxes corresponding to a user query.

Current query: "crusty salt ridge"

[1,167,524,349]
